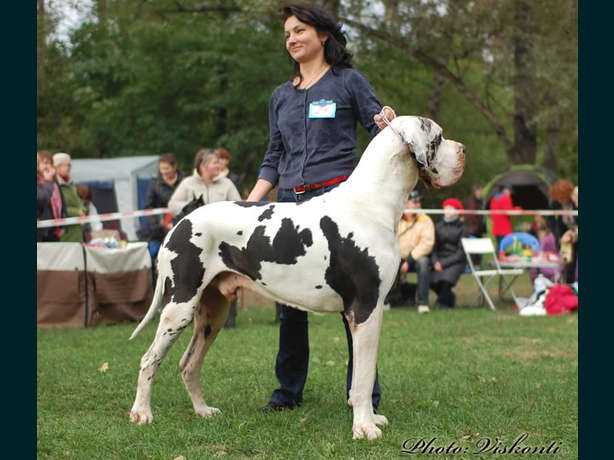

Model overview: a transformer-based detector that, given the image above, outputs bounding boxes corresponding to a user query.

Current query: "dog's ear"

[195,195,204,206]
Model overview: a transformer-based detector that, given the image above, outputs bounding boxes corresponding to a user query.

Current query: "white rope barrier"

[37,206,577,229]
[36,208,169,229]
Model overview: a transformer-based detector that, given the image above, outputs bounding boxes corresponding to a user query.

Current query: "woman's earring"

[321,41,325,47]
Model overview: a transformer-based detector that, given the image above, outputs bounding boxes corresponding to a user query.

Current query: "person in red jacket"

[489,185,519,251]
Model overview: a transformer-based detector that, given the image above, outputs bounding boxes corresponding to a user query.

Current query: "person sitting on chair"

[430,198,467,309]
[397,190,435,313]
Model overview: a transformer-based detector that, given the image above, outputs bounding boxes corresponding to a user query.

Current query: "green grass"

[37,276,577,459]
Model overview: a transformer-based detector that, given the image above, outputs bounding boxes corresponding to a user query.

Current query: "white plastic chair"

[461,238,524,310]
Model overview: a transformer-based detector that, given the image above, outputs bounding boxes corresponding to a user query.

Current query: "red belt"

[293,175,349,194]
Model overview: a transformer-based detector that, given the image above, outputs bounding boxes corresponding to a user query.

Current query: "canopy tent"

[71,156,159,241]
[483,165,557,210]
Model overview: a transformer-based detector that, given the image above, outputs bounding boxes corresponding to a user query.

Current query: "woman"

[547,179,577,282]
[144,153,185,259]
[168,149,241,216]
[36,151,65,242]
[246,4,396,412]
[430,198,467,308]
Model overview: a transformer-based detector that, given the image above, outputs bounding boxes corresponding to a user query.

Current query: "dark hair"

[77,184,92,202]
[281,3,353,85]
[159,153,177,167]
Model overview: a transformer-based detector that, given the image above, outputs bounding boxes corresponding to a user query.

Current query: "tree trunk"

[383,0,401,33]
[37,0,45,98]
[97,0,107,24]
[322,0,341,20]
[543,113,560,172]
[509,0,537,164]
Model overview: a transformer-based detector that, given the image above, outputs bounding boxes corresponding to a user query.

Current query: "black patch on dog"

[234,201,269,207]
[162,277,174,305]
[174,195,205,224]
[319,216,381,324]
[418,116,432,134]
[204,324,212,338]
[258,205,275,222]
[165,219,205,303]
[195,232,202,237]
[262,282,267,286]
[237,231,243,235]
[315,285,322,289]
[218,218,313,280]
[427,132,442,164]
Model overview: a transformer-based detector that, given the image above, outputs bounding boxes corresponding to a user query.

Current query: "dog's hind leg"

[129,297,198,425]
[179,284,229,418]
[346,303,386,440]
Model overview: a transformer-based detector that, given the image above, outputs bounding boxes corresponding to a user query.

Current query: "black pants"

[269,185,381,409]
[431,280,456,308]
[270,306,381,408]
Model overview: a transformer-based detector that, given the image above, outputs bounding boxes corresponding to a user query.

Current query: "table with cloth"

[37,242,153,327]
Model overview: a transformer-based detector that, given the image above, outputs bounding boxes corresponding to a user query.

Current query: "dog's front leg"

[346,305,387,440]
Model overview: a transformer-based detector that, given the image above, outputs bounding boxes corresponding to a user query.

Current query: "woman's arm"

[246,179,274,202]
[257,91,284,189]
[167,180,191,215]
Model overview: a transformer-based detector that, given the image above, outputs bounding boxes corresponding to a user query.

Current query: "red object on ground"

[544,284,579,315]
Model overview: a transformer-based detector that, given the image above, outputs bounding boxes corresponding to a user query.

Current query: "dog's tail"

[129,273,166,340]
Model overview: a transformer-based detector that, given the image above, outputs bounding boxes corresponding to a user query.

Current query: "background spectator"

[37,151,65,242]
[529,215,558,282]
[430,198,467,309]
[53,152,86,242]
[397,190,434,313]
[168,148,241,328]
[168,149,241,216]
[547,179,577,283]
[214,147,242,192]
[464,184,486,238]
[144,153,185,260]
[76,184,103,242]
[489,185,517,252]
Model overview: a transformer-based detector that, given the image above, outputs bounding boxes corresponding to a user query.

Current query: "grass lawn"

[37,275,577,459]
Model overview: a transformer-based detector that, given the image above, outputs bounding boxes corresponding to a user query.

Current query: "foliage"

[37,0,577,194]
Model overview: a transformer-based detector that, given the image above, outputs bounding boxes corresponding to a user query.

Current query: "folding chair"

[461,238,524,310]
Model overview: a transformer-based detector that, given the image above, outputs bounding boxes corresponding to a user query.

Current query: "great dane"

[128,116,465,440]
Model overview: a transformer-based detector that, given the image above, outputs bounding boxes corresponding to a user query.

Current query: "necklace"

[297,64,330,89]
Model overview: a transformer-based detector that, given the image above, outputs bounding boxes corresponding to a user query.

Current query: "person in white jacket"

[168,148,242,329]
[168,148,241,216]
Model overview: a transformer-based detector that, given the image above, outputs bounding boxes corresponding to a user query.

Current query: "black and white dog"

[129,116,465,440]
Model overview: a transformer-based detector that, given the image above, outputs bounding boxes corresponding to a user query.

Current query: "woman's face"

[37,155,51,175]
[443,206,459,221]
[159,161,177,183]
[199,156,221,179]
[284,16,327,63]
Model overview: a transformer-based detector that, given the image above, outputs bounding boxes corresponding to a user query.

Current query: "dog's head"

[391,116,465,188]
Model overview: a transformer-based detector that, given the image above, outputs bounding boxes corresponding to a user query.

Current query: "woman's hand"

[246,179,274,202]
[434,261,443,272]
[373,106,397,130]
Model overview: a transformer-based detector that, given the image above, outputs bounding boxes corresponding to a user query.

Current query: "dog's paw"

[195,405,221,418]
[352,421,383,441]
[373,414,388,427]
[129,407,153,425]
